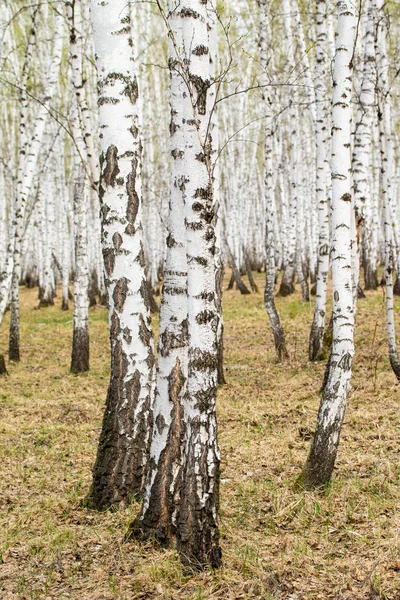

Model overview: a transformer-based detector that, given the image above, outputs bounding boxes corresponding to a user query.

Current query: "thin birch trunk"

[309,0,330,360]
[259,0,289,361]
[375,0,400,380]
[70,164,89,372]
[132,0,189,543]
[300,0,357,489]
[9,8,64,361]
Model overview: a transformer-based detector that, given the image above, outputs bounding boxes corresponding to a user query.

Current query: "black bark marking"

[103,248,115,277]
[189,74,209,115]
[163,286,186,296]
[123,326,132,344]
[125,158,139,235]
[139,315,154,370]
[196,291,214,301]
[156,413,166,435]
[166,233,177,248]
[192,45,209,56]
[113,232,123,251]
[178,7,200,18]
[194,256,208,267]
[130,124,139,139]
[195,310,217,325]
[103,145,120,187]
[113,277,128,312]
[123,77,139,105]
[190,349,218,372]
[171,149,184,159]
[136,242,146,268]
[160,319,188,357]
[338,352,352,371]
[139,277,151,312]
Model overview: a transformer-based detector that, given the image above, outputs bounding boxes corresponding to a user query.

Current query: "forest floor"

[0,274,399,600]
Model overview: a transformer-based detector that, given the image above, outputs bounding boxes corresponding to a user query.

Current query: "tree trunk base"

[0,355,7,375]
[357,283,366,299]
[393,275,400,296]
[277,280,294,297]
[389,351,400,381]
[309,323,325,362]
[39,297,55,308]
[70,326,89,373]
[9,322,20,362]
[364,267,378,290]
[88,366,150,510]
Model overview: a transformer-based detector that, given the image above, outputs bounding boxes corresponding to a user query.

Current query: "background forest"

[0,0,400,598]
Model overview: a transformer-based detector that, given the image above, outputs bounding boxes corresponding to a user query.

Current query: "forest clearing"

[1,277,399,600]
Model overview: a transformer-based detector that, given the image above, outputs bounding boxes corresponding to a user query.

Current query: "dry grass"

[0,275,399,599]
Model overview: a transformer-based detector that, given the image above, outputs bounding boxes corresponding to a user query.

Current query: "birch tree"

[375,0,400,380]
[309,0,331,361]
[258,0,288,361]
[131,0,222,570]
[9,7,64,361]
[87,0,156,509]
[70,160,89,373]
[299,0,357,490]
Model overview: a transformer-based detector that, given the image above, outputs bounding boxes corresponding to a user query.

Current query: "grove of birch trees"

[1,0,400,576]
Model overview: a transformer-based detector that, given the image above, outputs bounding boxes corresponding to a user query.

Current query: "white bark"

[375,0,400,380]
[70,163,89,372]
[89,0,155,509]
[301,0,357,489]
[309,0,331,360]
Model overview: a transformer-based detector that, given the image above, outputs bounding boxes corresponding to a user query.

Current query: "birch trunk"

[375,0,400,380]
[352,0,376,293]
[259,0,288,361]
[309,0,330,360]
[70,164,89,372]
[132,0,189,543]
[176,0,221,569]
[9,9,64,361]
[300,0,357,489]
[131,0,221,570]
[88,0,155,509]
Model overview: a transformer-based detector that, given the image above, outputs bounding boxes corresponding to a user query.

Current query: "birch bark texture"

[352,0,377,291]
[375,0,400,380]
[88,0,155,510]
[131,0,222,570]
[258,0,288,361]
[300,0,357,490]
[309,0,330,361]
[177,0,221,568]
[132,0,189,546]
[9,8,64,361]
[70,163,89,373]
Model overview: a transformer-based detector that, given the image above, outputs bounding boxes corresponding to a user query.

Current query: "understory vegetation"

[1,275,399,600]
